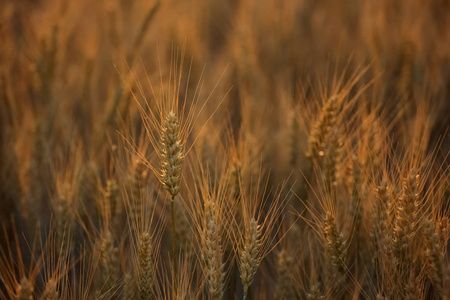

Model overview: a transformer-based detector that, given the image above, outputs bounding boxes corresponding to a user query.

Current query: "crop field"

[0,0,449,299]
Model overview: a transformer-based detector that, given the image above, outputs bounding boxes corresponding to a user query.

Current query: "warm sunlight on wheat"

[0,0,449,299]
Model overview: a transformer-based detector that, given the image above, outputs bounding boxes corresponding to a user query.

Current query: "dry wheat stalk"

[173,195,192,256]
[288,112,299,168]
[131,0,161,54]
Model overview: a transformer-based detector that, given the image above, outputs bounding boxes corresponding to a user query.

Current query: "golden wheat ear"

[95,230,119,299]
[203,198,226,300]
[274,248,295,299]
[393,167,420,264]
[136,232,154,300]
[42,278,59,300]
[423,217,444,296]
[180,154,232,300]
[239,218,261,299]
[161,111,184,199]
[322,210,348,298]
[233,171,290,299]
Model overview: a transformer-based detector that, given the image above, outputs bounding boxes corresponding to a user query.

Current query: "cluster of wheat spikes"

[1,0,450,299]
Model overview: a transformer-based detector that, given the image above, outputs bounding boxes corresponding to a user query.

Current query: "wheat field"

[0,0,449,299]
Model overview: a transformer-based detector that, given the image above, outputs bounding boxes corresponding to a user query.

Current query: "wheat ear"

[239,218,261,300]
[131,160,146,224]
[43,279,59,300]
[137,232,154,300]
[393,168,419,264]
[404,270,422,300]
[98,230,119,297]
[202,199,225,300]
[161,111,184,279]
[423,217,444,295]
[16,277,33,300]
[307,95,339,161]
[104,179,119,225]
[370,181,394,269]
[275,249,295,299]
[123,273,137,300]
[323,211,347,297]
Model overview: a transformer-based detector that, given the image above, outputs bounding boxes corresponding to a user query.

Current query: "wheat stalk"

[288,112,299,168]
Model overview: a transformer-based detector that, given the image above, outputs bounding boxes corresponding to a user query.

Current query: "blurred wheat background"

[0,0,449,299]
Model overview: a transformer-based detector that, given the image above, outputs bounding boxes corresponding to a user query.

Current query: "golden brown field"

[1,0,449,299]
